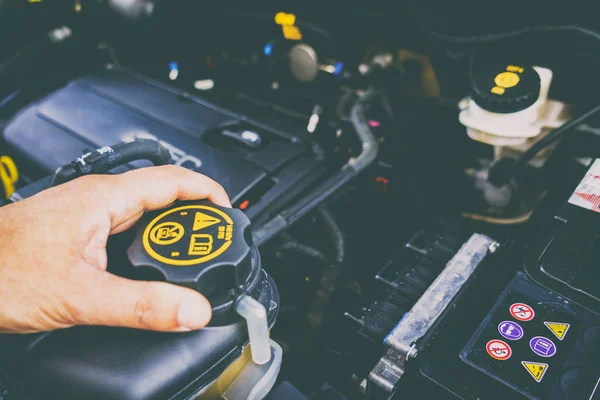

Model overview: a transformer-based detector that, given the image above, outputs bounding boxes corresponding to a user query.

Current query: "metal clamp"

[368,233,499,394]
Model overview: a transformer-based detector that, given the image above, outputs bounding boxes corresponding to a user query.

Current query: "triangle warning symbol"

[193,212,221,231]
[544,321,570,340]
[521,361,548,383]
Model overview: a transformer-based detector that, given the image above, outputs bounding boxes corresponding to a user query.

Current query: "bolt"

[407,344,418,359]
[488,242,500,254]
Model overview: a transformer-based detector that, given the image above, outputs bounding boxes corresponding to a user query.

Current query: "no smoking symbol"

[510,303,535,322]
[486,339,512,361]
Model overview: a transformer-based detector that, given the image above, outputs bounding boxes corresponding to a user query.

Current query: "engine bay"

[2,1,600,399]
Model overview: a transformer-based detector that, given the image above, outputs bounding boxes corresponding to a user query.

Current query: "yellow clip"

[275,11,302,40]
[282,25,302,41]
[275,12,296,26]
[0,156,19,199]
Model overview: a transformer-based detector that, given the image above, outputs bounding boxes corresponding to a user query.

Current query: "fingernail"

[177,300,210,330]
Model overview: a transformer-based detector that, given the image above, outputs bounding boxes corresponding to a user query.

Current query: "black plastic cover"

[1,67,325,223]
[0,270,279,400]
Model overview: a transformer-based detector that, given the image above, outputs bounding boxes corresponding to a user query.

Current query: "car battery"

[461,271,600,399]
[418,160,600,400]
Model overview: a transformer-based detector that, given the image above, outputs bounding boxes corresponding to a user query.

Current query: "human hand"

[0,165,231,333]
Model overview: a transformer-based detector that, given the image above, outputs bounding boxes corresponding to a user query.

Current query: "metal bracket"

[368,233,499,394]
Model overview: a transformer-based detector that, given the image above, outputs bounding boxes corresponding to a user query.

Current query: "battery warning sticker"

[569,159,600,213]
[521,361,548,383]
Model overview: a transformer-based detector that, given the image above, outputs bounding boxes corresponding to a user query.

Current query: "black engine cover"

[2,66,325,223]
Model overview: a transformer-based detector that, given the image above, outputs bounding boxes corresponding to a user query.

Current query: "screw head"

[489,242,500,254]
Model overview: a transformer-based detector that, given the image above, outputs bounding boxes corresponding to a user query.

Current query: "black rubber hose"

[275,233,330,266]
[252,91,379,247]
[488,103,600,187]
[51,139,172,186]
[318,207,345,265]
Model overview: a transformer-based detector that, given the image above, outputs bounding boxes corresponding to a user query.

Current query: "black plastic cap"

[471,63,541,114]
[127,200,261,316]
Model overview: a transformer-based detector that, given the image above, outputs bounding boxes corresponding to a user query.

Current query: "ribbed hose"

[51,139,172,186]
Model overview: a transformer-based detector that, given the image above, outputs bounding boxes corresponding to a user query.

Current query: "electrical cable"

[408,0,600,45]
[275,233,330,266]
[488,103,600,186]
[423,24,600,45]
[318,207,345,265]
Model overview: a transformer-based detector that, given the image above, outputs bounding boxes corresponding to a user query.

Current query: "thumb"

[70,269,212,332]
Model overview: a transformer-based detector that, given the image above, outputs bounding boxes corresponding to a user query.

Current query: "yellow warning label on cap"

[491,86,506,95]
[494,72,520,89]
[149,222,185,246]
[544,321,571,341]
[521,361,548,383]
[193,212,221,231]
[143,205,234,266]
[506,65,525,73]
[188,234,213,256]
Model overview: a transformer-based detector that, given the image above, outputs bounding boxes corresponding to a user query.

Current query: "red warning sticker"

[510,303,535,322]
[486,339,512,360]
[569,159,600,213]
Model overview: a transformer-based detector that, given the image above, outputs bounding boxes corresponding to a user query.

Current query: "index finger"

[104,165,231,234]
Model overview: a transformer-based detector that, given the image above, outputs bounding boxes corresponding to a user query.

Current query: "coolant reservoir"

[459,62,570,162]
[0,200,281,400]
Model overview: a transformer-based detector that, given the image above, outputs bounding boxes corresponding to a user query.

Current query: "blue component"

[169,61,179,71]
[383,312,407,344]
[334,61,344,76]
[263,43,273,56]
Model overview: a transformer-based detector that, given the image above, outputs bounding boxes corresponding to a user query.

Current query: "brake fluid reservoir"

[459,62,570,163]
